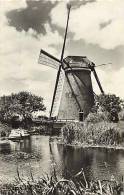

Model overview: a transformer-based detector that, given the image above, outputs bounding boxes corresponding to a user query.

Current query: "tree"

[0,91,46,127]
[94,94,123,122]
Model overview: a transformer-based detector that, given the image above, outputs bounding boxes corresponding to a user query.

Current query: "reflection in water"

[56,145,94,179]
[0,140,11,154]
[0,135,124,184]
[0,138,32,154]
[20,138,32,153]
[56,145,124,181]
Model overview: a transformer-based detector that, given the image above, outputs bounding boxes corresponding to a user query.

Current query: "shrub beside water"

[61,112,124,146]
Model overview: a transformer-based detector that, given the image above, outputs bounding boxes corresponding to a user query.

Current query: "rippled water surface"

[0,135,124,183]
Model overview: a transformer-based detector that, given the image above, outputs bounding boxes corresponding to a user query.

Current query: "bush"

[85,111,109,123]
[0,122,11,137]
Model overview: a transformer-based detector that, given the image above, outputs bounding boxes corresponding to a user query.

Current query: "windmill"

[38,4,104,121]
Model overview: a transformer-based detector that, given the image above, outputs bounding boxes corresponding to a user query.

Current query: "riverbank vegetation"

[61,94,124,147]
[0,92,124,140]
[61,120,124,147]
[0,168,123,195]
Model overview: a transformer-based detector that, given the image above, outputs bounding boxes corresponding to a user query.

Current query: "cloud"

[0,0,63,113]
[1,0,124,116]
[6,0,56,34]
[50,0,124,100]
[0,0,27,13]
[51,0,124,49]
[92,66,124,99]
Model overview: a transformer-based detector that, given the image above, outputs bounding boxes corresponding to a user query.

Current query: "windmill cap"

[64,56,93,69]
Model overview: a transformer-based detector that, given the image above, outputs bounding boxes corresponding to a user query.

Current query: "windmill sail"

[51,68,65,117]
[38,49,65,117]
[50,4,71,118]
[38,49,60,70]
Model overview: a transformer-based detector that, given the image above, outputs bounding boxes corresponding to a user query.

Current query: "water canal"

[0,135,124,184]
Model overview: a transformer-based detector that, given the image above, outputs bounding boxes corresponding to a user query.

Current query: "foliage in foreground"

[0,168,123,195]
[61,121,124,146]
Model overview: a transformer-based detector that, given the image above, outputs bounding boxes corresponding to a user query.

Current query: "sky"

[0,0,124,114]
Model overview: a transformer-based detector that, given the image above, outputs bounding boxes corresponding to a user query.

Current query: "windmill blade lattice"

[38,49,66,117]
[51,68,65,117]
[38,49,60,70]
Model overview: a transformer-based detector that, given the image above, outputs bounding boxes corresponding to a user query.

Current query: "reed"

[0,167,123,195]
[61,121,124,146]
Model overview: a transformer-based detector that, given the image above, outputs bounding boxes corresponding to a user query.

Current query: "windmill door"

[79,110,84,121]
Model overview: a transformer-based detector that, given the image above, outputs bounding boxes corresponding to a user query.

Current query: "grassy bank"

[0,168,123,195]
[61,120,124,148]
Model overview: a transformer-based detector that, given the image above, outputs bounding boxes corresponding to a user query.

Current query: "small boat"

[8,129,30,140]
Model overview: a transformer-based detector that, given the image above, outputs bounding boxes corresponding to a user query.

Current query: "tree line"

[0,91,123,128]
[0,91,46,128]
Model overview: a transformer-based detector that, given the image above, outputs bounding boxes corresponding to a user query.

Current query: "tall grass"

[0,167,123,195]
[61,112,124,146]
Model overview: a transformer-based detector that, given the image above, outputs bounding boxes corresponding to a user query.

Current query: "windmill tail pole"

[50,4,71,118]
[93,68,104,94]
